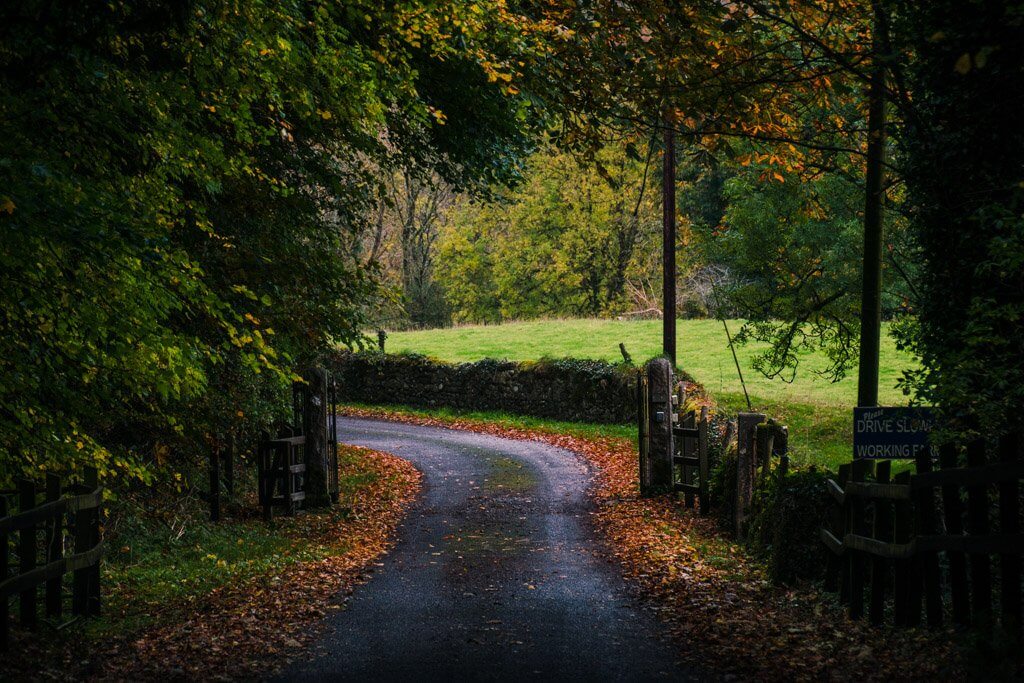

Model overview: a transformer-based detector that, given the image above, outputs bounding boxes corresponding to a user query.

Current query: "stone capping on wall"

[329,351,639,425]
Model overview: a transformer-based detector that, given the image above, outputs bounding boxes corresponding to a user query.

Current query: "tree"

[435,141,662,322]
[0,0,554,485]
[367,169,455,329]
[894,1,1024,436]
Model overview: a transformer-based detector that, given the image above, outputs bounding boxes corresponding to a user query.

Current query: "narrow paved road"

[283,417,700,682]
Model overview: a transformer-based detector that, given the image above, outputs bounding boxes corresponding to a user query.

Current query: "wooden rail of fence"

[0,468,103,651]
[821,434,1023,629]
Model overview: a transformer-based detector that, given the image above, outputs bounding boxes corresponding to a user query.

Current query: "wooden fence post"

[85,467,101,617]
[848,459,872,620]
[1,495,8,651]
[285,442,298,517]
[830,463,851,599]
[72,472,90,615]
[914,449,943,627]
[893,469,912,626]
[45,474,62,618]
[939,443,970,625]
[966,439,992,625]
[754,424,771,487]
[998,433,1022,631]
[18,480,36,628]
[735,412,765,538]
[869,460,892,625]
[681,410,696,508]
[698,406,710,515]
[329,378,340,504]
[301,368,332,508]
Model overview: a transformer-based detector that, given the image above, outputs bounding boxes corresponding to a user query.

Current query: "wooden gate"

[328,375,340,504]
[673,406,711,514]
[256,372,342,519]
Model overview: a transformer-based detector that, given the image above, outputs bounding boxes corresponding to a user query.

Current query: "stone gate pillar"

[645,357,675,494]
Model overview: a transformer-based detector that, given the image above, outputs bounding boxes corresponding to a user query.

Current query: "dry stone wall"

[330,352,638,424]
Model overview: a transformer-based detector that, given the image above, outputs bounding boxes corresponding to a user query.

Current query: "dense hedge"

[330,352,638,424]
[744,466,831,584]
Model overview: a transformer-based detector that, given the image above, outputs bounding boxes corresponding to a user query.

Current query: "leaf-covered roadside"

[1,446,420,681]
[341,406,975,681]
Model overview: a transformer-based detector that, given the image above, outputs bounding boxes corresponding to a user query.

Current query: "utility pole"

[857,1,887,408]
[662,116,677,367]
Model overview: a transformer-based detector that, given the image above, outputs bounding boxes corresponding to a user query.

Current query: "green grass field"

[384,319,918,469]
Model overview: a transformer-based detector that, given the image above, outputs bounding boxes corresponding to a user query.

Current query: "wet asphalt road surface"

[282,417,703,682]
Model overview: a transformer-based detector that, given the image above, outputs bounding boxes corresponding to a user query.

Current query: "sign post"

[853,407,935,459]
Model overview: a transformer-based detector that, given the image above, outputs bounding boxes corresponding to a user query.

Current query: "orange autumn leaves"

[342,406,966,680]
[94,447,421,680]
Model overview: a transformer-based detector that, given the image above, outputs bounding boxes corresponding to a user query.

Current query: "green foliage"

[696,152,917,384]
[893,1,1024,437]
[0,1,546,486]
[711,166,862,380]
[436,141,661,322]
[434,201,505,324]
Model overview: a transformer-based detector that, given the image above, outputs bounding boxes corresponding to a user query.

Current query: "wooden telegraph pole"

[662,116,677,367]
[857,1,887,408]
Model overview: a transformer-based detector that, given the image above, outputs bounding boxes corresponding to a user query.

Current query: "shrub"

[745,466,831,584]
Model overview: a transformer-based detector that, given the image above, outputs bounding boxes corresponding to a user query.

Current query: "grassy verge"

[93,445,376,638]
[714,391,850,470]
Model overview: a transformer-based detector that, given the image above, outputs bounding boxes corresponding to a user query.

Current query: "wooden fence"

[0,468,103,651]
[821,435,1023,629]
[248,374,342,522]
